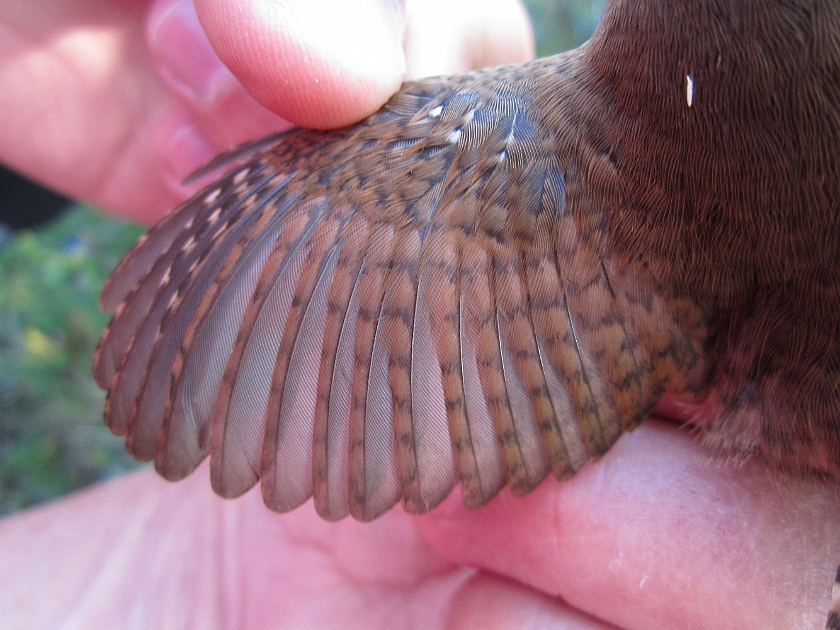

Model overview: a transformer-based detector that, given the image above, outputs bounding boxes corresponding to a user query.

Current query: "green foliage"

[0,205,144,515]
[524,0,606,54]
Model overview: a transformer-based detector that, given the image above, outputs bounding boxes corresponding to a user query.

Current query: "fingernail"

[161,118,219,191]
[147,0,236,106]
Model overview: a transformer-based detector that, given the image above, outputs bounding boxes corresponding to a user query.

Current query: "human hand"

[0,0,533,224]
[1,419,837,628]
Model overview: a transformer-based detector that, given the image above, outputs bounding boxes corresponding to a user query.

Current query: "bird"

[93,0,839,624]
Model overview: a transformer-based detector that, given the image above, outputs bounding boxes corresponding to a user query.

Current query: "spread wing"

[93,58,708,521]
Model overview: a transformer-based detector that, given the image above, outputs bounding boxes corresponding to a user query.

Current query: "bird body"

[93,0,839,623]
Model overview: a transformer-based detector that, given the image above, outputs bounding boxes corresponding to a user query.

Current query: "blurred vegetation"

[0,207,145,515]
[525,0,605,56]
[0,0,604,517]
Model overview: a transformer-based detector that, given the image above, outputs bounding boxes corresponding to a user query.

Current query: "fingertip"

[195,0,407,129]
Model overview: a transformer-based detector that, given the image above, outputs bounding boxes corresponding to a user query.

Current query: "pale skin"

[0,1,838,628]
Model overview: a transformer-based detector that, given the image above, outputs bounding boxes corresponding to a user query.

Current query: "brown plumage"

[93,0,839,622]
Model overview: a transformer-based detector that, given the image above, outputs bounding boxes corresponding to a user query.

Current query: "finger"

[447,573,620,629]
[194,0,408,129]
[415,419,840,630]
[193,0,534,129]
[146,0,293,150]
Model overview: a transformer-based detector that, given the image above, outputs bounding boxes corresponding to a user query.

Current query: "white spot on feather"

[182,236,197,256]
[686,74,694,107]
[159,267,171,288]
[204,188,222,204]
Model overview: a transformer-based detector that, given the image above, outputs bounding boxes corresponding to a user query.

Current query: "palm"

[2,420,837,628]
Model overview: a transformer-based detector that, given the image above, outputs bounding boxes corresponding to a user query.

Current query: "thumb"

[194,0,408,129]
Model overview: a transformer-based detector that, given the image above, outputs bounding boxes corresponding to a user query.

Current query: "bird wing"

[94,59,708,521]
